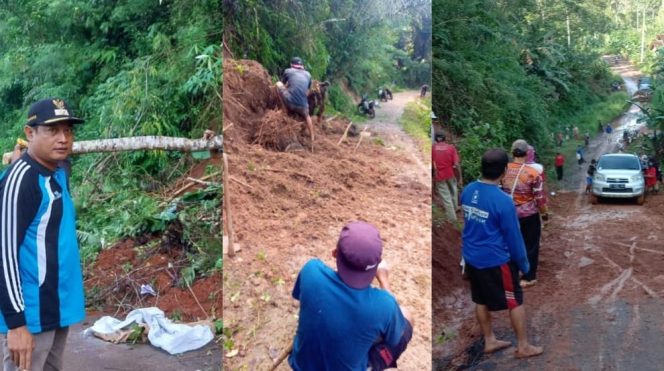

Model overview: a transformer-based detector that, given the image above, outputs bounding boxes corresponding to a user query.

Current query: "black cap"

[26,98,84,127]
[290,57,304,66]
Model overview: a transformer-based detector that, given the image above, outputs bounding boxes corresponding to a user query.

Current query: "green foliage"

[327,84,356,115]
[433,0,621,180]
[224,0,431,101]
[0,2,223,283]
[400,98,432,156]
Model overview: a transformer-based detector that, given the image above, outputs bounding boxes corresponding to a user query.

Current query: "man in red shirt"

[432,133,462,221]
[554,152,565,181]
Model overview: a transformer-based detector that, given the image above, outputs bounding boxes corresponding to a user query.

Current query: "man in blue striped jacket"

[0,98,85,370]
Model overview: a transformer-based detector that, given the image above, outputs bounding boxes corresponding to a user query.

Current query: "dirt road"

[223,83,431,370]
[434,58,664,370]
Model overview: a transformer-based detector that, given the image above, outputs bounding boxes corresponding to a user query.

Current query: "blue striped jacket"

[0,152,84,333]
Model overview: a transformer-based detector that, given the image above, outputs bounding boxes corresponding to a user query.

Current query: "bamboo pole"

[223,153,235,258]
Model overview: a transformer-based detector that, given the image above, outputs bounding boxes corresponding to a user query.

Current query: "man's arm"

[0,163,40,370]
[531,173,548,217]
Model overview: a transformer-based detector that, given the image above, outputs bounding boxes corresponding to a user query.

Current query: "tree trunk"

[71,135,223,154]
[566,11,571,48]
[641,8,646,63]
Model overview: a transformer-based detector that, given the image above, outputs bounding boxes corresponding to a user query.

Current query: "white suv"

[591,154,645,205]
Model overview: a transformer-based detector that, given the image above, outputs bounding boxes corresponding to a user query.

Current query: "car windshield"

[598,156,640,170]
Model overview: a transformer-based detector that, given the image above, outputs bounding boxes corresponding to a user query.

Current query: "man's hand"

[7,326,34,370]
[541,213,549,222]
[376,261,391,292]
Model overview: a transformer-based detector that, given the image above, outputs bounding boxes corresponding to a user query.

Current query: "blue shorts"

[586,176,593,185]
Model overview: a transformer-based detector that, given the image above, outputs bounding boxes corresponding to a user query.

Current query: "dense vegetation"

[223,0,431,115]
[433,0,628,179]
[0,2,222,280]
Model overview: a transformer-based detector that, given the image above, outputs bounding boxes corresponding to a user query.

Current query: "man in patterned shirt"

[500,140,549,288]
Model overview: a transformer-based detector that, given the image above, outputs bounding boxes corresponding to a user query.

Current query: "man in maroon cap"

[288,221,414,371]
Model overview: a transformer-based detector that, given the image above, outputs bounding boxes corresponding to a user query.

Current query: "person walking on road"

[501,140,548,288]
[605,124,613,143]
[0,98,86,371]
[288,221,414,370]
[461,148,543,359]
[433,133,462,222]
[576,145,585,165]
[554,153,565,181]
[276,57,315,151]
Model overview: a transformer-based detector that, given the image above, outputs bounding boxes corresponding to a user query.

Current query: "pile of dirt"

[85,155,223,322]
[223,58,352,152]
[223,58,285,147]
[85,238,222,321]
[223,60,432,369]
[253,109,303,151]
[432,221,463,308]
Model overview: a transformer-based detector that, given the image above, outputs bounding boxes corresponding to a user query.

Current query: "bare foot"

[515,344,543,359]
[483,339,511,354]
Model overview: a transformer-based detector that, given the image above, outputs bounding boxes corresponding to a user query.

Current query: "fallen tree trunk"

[72,135,223,154]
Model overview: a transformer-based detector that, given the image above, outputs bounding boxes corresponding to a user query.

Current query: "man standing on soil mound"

[289,221,414,371]
[0,98,85,370]
[276,57,314,151]
[461,149,543,359]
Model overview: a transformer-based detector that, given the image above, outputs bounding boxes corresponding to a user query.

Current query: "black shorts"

[368,319,413,370]
[467,262,523,311]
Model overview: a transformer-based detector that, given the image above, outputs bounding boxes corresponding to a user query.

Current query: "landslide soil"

[433,57,664,370]
[223,59,431,370]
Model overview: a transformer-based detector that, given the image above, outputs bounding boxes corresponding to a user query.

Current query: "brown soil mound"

[223,68,431,368]
[85,238,222,321]
[223,58,281,146]
[253,109,303,151]
[432,221,463,304]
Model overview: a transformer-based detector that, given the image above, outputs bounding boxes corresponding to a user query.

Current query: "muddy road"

[223,82,431,370]
[434,58,664,370]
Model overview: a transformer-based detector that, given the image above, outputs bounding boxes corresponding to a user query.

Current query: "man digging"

[276,57,315,152]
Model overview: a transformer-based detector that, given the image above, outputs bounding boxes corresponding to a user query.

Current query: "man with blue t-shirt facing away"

[461,149,543,359]
[288,221,414,371]
[0,98,85,370]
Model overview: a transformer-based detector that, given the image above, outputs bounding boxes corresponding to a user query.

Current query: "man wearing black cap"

[0,98,85,370]
[276,57,314,151]
[289,221,413,370]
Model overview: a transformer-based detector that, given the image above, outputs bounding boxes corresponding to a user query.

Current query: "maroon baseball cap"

[336,221,383,289]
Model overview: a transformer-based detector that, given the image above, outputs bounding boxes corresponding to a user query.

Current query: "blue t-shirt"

[461,181,529,273]
[289,259,407,371]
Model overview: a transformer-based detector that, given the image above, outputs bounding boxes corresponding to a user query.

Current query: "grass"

[400,96,432,157]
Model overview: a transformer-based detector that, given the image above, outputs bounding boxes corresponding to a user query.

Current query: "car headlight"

[631,174,642,182]
[595,174,605,182]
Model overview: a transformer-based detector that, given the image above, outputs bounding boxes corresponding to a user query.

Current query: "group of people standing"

[433,135,548,359]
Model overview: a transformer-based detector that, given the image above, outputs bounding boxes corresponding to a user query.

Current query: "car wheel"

[590,194,599,204]
[636,194,645,205]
